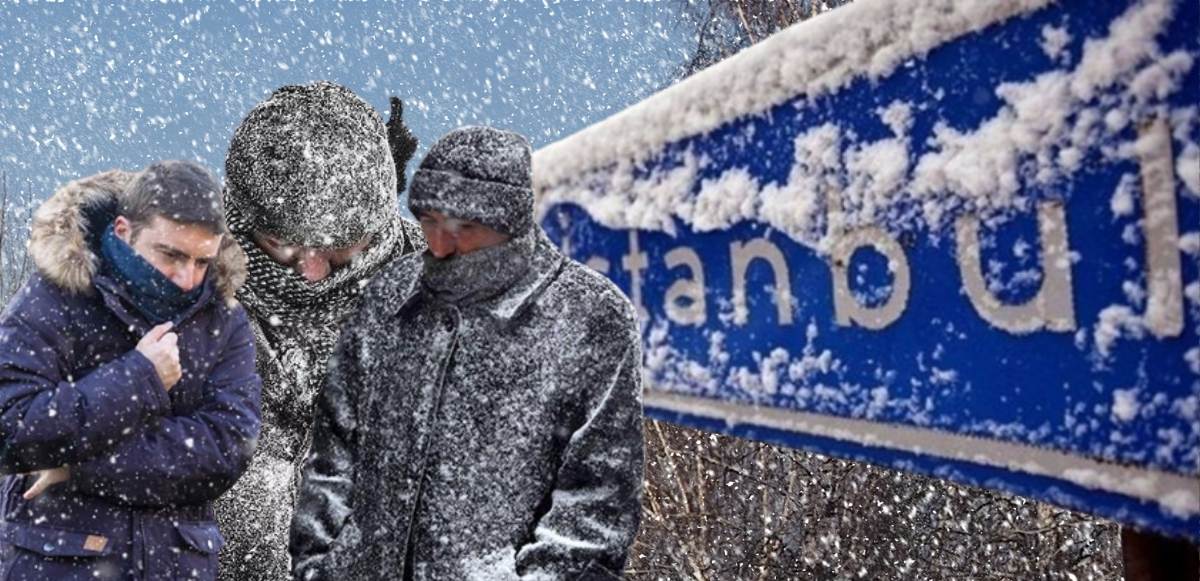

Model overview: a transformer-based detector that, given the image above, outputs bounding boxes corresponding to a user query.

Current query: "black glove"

[386,96,419,194]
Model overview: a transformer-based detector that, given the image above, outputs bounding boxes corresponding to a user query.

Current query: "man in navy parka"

[0,162,262,580]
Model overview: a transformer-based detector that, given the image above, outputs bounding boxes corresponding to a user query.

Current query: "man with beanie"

[290,126,645,581]
[0,162,261,579]
[216,81,424,580]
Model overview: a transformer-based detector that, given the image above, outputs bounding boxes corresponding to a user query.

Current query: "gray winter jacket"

[290,234,644,581]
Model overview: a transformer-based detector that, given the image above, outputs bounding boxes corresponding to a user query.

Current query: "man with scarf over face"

[0,162,261,580]
[290,126,645,581]
[216,81,424,580]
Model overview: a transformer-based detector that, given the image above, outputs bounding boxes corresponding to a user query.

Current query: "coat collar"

[471,232,564,325]
[28,170,247,307]
[389,231,565,326]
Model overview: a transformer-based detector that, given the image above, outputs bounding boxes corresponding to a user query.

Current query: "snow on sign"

[533,0,1200,539]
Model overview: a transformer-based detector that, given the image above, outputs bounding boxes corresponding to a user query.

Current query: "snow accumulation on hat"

[408,125,535,237]
[224,80,397,248]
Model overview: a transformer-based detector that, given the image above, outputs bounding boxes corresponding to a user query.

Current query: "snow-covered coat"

[290,233,645,581]
[214,81,425,581]
[0,171,261,580]
[214,215,423,581]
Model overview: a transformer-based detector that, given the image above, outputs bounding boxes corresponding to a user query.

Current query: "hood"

[224,81,398,248]
[28,169,247,306]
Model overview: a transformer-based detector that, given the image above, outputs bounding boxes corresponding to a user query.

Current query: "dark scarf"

[99,223,206,325]
[421,232,536,306]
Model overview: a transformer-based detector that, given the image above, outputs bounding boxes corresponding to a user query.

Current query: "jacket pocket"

[173,521,223,579]
[0,522,117,581]
[175,521,224,555]
[0,522,114,558]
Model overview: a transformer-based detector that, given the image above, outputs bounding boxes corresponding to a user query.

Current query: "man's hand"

[22,466,70,500]
[137,322,181,391]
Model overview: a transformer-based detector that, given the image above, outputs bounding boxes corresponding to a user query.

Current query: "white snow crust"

[535,0,1196,256]
[535,0,1052,196]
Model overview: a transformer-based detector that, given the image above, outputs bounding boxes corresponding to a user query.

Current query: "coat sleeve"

[0,276,173,474]
[515,319,645,581]
[289,310,364,580]
[69,308,262,506]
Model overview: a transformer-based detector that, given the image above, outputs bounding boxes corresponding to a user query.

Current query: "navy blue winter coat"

[0,170,261,580]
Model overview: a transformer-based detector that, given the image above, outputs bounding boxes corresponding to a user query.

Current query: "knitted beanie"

[408,126,533,237]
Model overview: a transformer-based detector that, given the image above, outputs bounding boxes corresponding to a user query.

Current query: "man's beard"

[421,232,535,306]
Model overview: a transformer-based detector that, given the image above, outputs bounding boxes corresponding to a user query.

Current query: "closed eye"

[161,249,189,262]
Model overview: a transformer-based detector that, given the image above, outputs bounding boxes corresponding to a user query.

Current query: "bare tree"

[629,421,1122,580]
[676,0,851,78]
[0,171,37,305]
[0,171,9,297]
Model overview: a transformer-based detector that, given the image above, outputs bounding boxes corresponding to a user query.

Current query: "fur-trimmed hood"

[28,169,247,305]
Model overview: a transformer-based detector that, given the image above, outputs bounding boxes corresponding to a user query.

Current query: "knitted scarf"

[225,195,411,331]
[421,232,536,306]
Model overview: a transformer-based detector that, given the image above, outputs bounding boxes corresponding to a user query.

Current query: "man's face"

[418,211,510,259]
[252,232,371,283]
[114,215,222,292]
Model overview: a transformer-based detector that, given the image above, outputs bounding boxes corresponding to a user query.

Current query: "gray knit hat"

[224,81,396,247]
[408,126,533,237]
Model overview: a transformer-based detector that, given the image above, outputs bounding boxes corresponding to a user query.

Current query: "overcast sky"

[0,2,694,205]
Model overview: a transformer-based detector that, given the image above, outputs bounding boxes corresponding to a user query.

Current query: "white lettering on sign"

[830,226,911,330]
[622,230,649,320]
[1137,118,1184,338]
[565,119,1185,338]
[664,247,707,326]
[586,256,611,274]
[956,201,1077,334]
[730,238,794,326]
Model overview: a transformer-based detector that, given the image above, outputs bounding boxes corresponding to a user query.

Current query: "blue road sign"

[535,0,1200,539]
